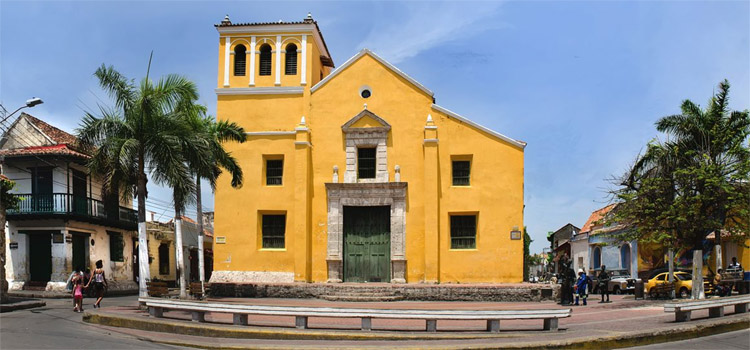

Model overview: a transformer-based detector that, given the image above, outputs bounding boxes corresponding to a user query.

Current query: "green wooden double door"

[343,206,390,283]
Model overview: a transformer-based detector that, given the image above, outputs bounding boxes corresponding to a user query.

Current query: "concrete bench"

[140,297,571,332]
[664,295,750,322]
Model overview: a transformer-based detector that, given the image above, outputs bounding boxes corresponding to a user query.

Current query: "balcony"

[6,193,138,231]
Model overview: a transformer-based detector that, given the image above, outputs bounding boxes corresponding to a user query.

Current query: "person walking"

[598,265,611,303]
[71,271,84,312]
[574,269,589,306]
[86,260,108,308]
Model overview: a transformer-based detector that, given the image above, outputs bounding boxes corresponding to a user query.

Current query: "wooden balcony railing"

[7,193,137,230]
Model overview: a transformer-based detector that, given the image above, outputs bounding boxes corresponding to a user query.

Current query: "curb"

[0,299,47,313]
[83,310,750,349]
[9,289,138,299]
[82,310,529,341]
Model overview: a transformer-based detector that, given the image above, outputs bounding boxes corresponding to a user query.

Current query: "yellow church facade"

[211,15,526,284]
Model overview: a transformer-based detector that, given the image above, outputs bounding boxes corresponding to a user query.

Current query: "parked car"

[645,271,693,298]
[591,270,636,294]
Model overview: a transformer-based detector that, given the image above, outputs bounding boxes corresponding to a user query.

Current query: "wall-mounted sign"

[9,242,18,249]
[52,233,64,244]
[510,230,522,240]
[215,236,226,244]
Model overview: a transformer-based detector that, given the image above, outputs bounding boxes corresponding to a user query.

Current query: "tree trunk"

[715,234,723,274]
[668,249,675,299]
[691,250,705,299]
[174,208,186,298]
[137,157,151,298]
[1,196,7,304]
[196,177,205,295]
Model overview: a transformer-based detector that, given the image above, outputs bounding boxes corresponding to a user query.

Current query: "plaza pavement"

[82,294,750,349]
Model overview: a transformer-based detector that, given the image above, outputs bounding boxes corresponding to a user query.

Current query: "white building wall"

[5,221,29,290]
[4,220,137,292]
[570,235,589,274]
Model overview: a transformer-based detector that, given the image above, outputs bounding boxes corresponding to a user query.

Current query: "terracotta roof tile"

[0,144,90,159]
[22,113,78,145]
[580,204,617,234]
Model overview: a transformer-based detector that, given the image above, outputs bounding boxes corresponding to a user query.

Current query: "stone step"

[327,287,398,293]
[319,294,405,302]
[323,292,401,297]
[23,282,47,291]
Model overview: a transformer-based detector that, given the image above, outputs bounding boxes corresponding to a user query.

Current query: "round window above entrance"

[359,85,372,99]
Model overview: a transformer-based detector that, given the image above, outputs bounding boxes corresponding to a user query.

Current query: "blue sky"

[1,1,748,254]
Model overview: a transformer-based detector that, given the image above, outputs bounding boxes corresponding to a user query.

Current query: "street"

[626,329,750,349]
[0,295,184,349]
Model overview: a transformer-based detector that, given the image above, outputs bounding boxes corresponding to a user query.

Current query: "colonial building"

[1,113,138,292]
[144,214,214,286]
[549,223,579,274]
[211,15,526,284]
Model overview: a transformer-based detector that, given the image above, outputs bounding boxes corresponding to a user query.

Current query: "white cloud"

[357,1,506,64]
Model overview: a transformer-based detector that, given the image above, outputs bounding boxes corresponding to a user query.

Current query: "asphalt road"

[626,329,750,350]
[0,295,184,349]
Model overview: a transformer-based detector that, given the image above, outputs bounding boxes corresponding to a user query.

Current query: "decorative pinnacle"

[300,116,306,125]
[363,103,368,110]
[221,15,231,25]
[426,114,433,123]
[305,12,313,22]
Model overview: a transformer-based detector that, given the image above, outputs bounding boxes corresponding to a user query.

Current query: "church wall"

[309,54,434,282]
[432,110,525,283]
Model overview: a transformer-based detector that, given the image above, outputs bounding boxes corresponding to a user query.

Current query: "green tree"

[170,101,245,297]
[611,80,750,299]
[77,61,199,297]
[523,226,532,282]
[1,176,21,303]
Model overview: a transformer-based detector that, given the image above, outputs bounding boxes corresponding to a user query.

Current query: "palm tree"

[77,61,198,298]
[184,112,245,295]
[169,100,215,298]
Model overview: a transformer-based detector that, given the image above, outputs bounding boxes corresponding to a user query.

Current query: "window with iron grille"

[450,215,477,249]
[357,147,376,179]
[266,159,283,185]
[285,44,297,75]
[108,231,124,262]
[262,214,286,249]
[158,243,170,275]
[259,44,272,76]
[452,160,471,186]
[234,45,246,76]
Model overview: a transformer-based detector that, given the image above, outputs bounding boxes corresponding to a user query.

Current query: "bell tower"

[215,13,335,90]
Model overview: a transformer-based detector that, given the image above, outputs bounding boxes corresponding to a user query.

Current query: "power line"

[1,112,214,216]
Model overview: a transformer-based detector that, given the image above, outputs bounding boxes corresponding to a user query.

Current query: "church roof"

[312,49,433,97]
[312,49,526,149]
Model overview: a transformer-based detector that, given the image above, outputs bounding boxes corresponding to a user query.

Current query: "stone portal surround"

[325,182,407,283]
[341,109,391,183]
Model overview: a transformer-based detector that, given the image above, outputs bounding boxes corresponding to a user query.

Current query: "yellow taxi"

[645,271,693,298]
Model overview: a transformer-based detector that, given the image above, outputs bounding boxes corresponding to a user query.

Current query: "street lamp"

[0,97,44,124]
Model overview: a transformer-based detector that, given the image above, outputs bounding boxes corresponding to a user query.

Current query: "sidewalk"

[83,295,750,349]
[8,289,138,299]
[0,297,46,313]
